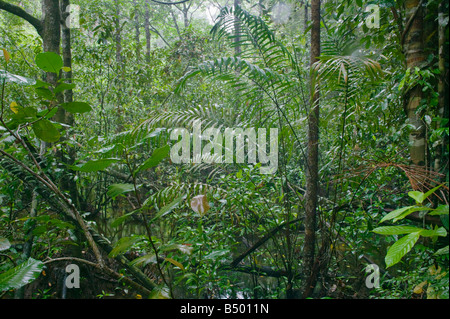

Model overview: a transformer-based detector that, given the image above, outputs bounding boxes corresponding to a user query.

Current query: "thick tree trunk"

[42,0,61,84]
[404,0,426,168]
[302,0,320,299]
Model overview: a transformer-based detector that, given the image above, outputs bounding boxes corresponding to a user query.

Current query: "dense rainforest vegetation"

[0,0,448,300]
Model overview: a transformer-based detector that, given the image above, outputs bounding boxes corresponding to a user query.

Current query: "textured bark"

[404,0,426,167]
[302,0,320,299]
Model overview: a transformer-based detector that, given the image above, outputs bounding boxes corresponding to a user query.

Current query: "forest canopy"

[0,0,448,301]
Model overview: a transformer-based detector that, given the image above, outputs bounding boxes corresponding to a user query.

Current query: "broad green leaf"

[148,195,185,224]
[108,236,144,258]
[164,257,184,270]
[35,87,54,100]
[407,185,442,204]
[419,227,447,238]
[37,107,58,119]
[32,119,60,143]
[35,52,63,73]
[434,245,449,256]
[385,232,421,268]
[0,69,35,86]
[107,183,136,199]
[0,238,11,251]
[54,83,76,94]
[12,107,37,122]
[372,225,423,236]
[379,206,413,223]
[137,145,170,172]
[429,205,449,216]
[61,102,92,114]
[0,258,44,291]
[72,158,119,172]
[408,191,426,204]
[380,206,432,223]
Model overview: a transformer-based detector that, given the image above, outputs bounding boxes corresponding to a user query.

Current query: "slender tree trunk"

[304,0,308,34]
[404,0,426,168]
[144,0,151,63]
[435,1,448,173]
[182,2,189,28]
[133,0,141,60]
[301,0,320,299]
[114,0,123,120]
[59,0,81,209]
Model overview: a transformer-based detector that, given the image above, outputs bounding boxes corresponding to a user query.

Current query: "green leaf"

[385,232,421,268]
[54,83,76,94]
[372,225,424,236]
[408,191,426,204]
[35,52,63,73]
[379,206,413,223]
[32,119,60,143]
[434,245,449,256]
[0,238,11,251]
[148,195,185,224]
[0,258,44,291]
[12,107,37,122]
[107,183,136,199]
[423,184,443,201]
[380,206,432,223]
[137,145,170,172]
[35,87,54,100]
[419,227,447,238]
[61,102,92,114]
[71,158,119,172]
[429,205,449,216]
[108,236,144,258]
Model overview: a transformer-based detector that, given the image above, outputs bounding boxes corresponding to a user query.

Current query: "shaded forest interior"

[0,0,449,299]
